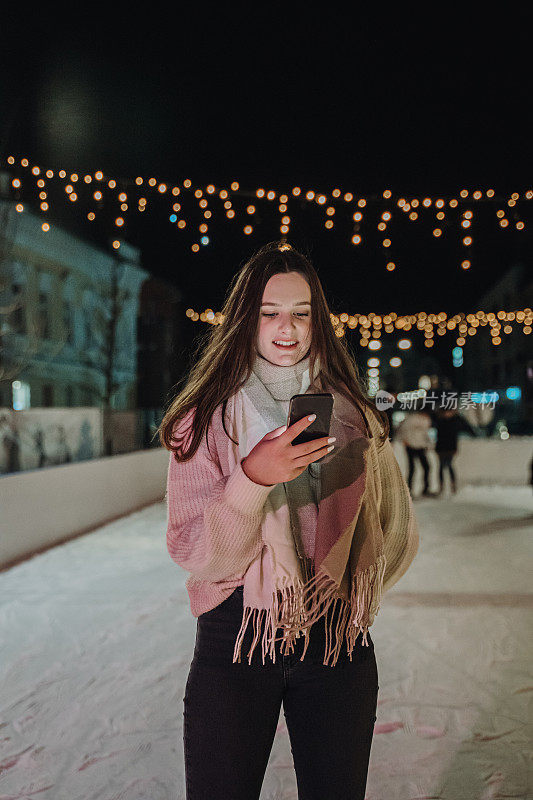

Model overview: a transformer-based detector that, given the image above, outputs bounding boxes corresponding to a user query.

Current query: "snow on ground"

[0,485,531,800]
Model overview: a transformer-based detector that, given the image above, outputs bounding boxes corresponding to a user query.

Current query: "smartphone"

[287,393,334,446]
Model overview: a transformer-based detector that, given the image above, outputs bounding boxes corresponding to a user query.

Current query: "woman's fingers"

[263,424,287,440]
[283,414,317,443]
[293,441,335,468]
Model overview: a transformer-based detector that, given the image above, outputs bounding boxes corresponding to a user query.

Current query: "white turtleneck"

[252,351,312,414]
[251,352,320,546]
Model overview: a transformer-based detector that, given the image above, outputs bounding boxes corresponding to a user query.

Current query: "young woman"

[159,240,419,800]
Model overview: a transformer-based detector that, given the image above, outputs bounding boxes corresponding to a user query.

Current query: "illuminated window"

[12,380,31,410]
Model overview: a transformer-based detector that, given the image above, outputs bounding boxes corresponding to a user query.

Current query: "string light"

[3,155,530,263]
[182,303,532,353]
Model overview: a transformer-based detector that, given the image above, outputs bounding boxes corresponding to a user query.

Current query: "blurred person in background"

[431,407,476,495]
[395,409,437,498]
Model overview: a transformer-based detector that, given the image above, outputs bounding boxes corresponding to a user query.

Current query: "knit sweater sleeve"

[165,411,276,582]
[377,436,420,592]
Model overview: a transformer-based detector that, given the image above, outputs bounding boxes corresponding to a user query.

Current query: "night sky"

[1,10,531,320]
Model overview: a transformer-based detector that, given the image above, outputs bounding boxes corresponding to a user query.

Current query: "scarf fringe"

[232,553,387,667]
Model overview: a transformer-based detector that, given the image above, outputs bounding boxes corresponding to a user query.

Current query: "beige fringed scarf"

[226,352,387,667]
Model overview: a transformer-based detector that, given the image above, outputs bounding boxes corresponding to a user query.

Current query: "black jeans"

[405,445,430,493]
[183,585,379,800]
[437,451,456,491]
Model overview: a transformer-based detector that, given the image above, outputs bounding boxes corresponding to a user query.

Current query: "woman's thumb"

[265,424,287,439]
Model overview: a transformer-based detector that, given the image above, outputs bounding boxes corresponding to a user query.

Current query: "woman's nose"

[278,326,297,336]
[278,316,297,330]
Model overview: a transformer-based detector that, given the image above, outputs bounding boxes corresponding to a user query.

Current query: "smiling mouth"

[273,340,298,348]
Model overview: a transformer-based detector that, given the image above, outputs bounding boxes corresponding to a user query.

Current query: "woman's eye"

[262,313,308,318]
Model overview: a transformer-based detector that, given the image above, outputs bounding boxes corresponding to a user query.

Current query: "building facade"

[0,200,149,411]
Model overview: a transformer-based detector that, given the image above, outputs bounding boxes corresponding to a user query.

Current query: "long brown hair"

[158,240,389,461]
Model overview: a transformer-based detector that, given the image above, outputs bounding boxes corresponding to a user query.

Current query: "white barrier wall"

[0,448,170,569]
[1,437,532,570]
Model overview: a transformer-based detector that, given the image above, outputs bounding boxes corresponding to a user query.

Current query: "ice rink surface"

[1,484,532,800]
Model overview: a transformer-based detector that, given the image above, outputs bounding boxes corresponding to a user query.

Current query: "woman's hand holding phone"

[241,415,336,487]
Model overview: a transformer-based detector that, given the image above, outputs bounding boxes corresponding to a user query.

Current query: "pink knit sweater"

[166,398,419,618]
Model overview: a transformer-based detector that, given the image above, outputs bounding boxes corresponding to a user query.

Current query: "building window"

[12,380,31,410]
[85,315,93,348]
[63,301,74,345]
[11,284,26,334]
[42,384,53,407]
[82,386,93,406]
[38,292,50,339]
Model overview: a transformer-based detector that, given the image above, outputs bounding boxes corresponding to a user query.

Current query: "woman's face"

[256,271,312,365]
